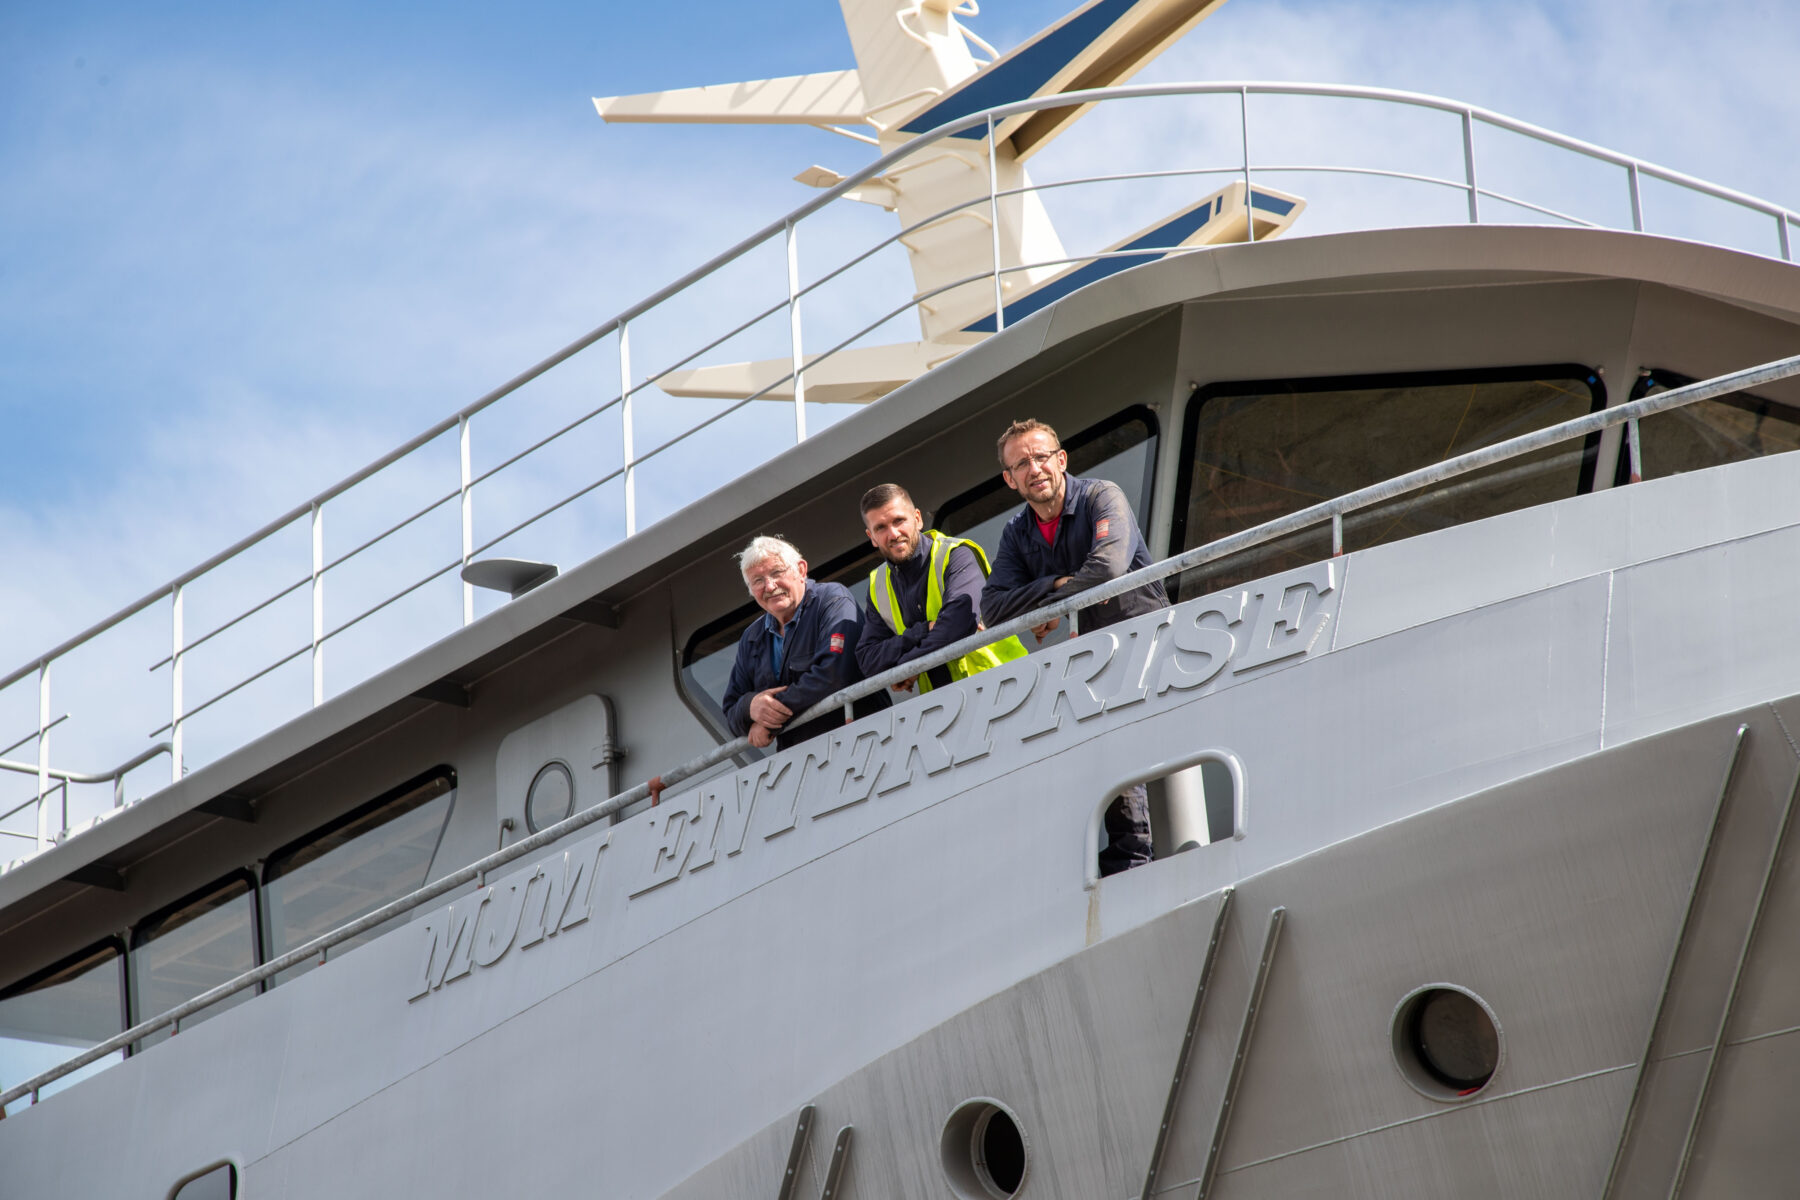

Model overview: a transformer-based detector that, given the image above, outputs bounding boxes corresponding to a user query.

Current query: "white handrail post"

[459,415,474,626]
[1780,213,1793,263]
[620,321,637,537]
[1628,162,1645,233]
[170,585,184,782]
[786,218,808,443]
[1462,108,1480,224]
[310,502,325,707]
[1240,86,1256,242]
[987,113,1006,331]
[35,661,50,850]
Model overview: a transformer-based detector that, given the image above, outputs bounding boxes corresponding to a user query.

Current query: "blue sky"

[2,0,1797,781]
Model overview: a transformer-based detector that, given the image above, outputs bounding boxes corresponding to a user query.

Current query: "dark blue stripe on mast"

[963,193,1231,334]
[898,0,1141,139]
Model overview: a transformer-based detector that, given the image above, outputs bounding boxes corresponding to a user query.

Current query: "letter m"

[409,891,486,1001]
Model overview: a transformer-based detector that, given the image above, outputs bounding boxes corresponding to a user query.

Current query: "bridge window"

[1617,368,1800,483]
[1172,366,1604,597]
[262,767,455,987]
[0,937,126,1115]
[131,873,260,1051]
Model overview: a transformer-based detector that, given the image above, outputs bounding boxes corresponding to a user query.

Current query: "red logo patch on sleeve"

[829,633,846,653]
[1095,518,1111,539]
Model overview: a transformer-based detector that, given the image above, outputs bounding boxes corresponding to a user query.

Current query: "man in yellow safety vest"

[856,483,1027,693]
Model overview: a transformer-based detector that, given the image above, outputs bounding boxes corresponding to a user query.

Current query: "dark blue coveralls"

[722,580,882,750]
[982,473,1169,875]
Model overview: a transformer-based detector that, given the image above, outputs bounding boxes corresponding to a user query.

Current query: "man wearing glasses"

[722,535,874,751]
[982,418,1168,874]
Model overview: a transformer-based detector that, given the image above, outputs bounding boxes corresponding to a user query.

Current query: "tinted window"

[0,940,125,1115]
[1173,367,1603,596]
[1619,369,1800,483]
[132,876,259,1051]
[263,769,454,987]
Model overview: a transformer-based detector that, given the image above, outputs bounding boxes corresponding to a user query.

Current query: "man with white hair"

[720,534,871,751]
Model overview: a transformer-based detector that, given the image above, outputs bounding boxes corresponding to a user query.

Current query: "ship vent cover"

[1391,984,1501,1101]
[940,1098,1028,1198]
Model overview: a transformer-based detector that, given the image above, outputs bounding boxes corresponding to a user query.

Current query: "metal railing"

[6,350,1800,1112]
[3,81,1797,862]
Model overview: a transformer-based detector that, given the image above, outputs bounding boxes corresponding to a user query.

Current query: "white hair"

[735,535,802,579]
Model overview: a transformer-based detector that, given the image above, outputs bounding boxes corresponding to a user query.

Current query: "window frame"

[259,765,456,983]
[0,934,129,1073]
[128,868,263,1039]
[1170,363,1608,593]
[1614,368,1800,487]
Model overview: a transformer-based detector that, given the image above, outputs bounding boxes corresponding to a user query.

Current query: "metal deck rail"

[3,82,1798,859]
[6,349,1800,1111]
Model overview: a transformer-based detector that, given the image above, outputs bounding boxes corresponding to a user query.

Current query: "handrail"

[7,80,1793,692]
[4,79,1798,861]
[0,743,173,815]
[7,351,1798,1112]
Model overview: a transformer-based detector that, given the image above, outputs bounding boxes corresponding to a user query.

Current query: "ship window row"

[0,766,455,1114]
[678,359,1800,737]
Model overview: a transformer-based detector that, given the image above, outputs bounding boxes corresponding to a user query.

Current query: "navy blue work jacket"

[722,580,881,749]
[981,473,1168,634]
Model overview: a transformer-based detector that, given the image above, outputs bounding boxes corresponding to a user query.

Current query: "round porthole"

[1391,984,1501,1101]
[524,761,575,833]
[940,1098,1028,1198]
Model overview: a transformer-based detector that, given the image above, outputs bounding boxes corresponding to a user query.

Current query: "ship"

[3,2,1800,1197]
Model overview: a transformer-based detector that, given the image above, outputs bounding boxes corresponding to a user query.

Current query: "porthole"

[524,761,575,833]
[1390,984,1501,1101]
[940,1098,1028,1198]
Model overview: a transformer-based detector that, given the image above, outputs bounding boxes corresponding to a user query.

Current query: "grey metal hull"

[7,425,1800,1197]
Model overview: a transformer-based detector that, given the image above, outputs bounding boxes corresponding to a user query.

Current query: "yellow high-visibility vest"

[867,531,1029,692]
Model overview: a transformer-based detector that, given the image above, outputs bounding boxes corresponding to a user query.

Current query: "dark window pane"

[1627,370,1800,481]
[133,878,258,1050]
[263,773,454,986]
[0,941,125,1114]
[1176,369,1601,595]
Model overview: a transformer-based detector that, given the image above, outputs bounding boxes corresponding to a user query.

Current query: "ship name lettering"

[410,840,604,1001]
[629,562,1335,898]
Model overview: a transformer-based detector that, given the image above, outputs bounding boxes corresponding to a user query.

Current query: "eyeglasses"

[1005,449,1061,475]
[746,563,796,593]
